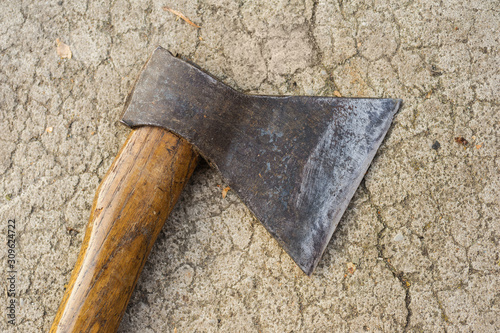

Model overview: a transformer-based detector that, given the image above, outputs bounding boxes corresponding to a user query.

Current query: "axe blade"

[122,47,401,275]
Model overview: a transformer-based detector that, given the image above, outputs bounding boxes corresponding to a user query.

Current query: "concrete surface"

[0,0,498,332]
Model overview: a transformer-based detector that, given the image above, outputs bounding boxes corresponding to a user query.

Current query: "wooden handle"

[50,126,198,332]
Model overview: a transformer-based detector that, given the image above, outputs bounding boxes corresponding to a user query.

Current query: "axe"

[50,47,401,332]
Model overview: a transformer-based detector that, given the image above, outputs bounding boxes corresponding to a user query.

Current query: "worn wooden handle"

[50,126,198,332]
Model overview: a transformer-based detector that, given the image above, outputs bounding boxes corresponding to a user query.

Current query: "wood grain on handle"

[50,126,198,333]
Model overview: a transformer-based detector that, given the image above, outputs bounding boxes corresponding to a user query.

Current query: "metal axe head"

[122,47,401,275]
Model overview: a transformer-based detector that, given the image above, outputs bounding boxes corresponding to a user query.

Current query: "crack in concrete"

[1,0,499,332]
[364,181,413,331]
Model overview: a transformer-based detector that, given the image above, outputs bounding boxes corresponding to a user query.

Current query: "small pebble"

[431,140,440,150]
[393,233,404,242]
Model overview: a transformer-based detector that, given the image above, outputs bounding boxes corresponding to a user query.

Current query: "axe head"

[122,47,401,275]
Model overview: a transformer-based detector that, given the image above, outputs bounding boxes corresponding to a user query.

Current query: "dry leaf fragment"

[333,90,342,97]
[476,143,483,149]
[163,7,201,28]
[454,136,468,146]
[347,262,356,274]
[46,127,53,133]
[56,38,72,59]
[66,227,79,234]
[222,186,231,198]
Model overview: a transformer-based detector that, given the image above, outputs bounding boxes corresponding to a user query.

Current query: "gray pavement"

[0,0,499,332]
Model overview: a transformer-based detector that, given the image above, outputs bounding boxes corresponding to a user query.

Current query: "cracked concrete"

[1,0,499,332]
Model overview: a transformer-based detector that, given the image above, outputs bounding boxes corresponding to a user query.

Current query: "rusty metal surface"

[122,47,401,275]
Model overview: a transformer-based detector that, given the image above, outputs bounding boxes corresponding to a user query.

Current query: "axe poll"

[50,47,401,332]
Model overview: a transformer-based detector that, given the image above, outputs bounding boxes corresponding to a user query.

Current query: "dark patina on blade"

[122,47,401,275]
